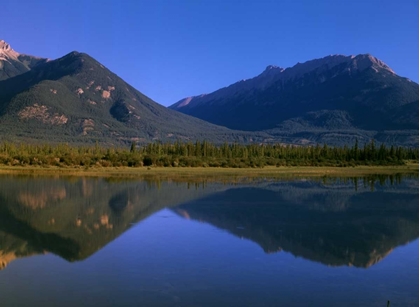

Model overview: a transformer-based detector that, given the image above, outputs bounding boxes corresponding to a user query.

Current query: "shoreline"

[0,164,417,180]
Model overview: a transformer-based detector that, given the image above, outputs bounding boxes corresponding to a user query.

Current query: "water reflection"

[0,174,417,270]
[173,181,419,267]
[0,176,228,269]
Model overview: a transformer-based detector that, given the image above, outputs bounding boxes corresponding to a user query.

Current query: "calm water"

[0,175,418,307]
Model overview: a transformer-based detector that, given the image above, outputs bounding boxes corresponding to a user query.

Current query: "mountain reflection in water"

[0,174,417,270]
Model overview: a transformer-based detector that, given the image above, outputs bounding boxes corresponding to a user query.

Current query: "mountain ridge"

[0,39,417,146]
[169,53,418,146]
[171,53,400,109]
[0,42,270,145]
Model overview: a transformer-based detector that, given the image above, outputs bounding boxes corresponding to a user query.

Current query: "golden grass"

[0,164,417,182]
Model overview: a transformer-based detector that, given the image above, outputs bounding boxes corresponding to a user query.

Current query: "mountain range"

[0,39,418,146]
[171,54,419,146]
[0,41,266,145]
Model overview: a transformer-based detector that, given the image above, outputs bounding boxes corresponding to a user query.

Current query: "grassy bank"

[0,164,417,181]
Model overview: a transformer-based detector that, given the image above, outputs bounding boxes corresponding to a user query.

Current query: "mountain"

[0,40,49,81]
[0,41,267,145]
[1,42,417,146]
[170,54,419,146]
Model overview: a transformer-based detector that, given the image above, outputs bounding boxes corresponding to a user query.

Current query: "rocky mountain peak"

[261,54,396,82]
[264,64,284,71]
[286,54,352,76]
[261,65,285,76]
[0,40,11,51]
[0,40,19,59]
[0,40,49,81]
[352,53,395,74]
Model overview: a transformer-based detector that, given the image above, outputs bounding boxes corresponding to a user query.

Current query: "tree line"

[0,139,417,168]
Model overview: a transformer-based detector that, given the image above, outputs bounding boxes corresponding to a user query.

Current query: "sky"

[2,0,419,106]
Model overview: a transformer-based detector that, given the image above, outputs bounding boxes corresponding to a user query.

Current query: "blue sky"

[2,0,419,106]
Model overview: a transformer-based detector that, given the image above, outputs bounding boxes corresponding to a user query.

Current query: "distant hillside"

[170,54,419,146]
[0,41,268,145]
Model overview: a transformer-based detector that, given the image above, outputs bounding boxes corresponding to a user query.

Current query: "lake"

[0,174,418,306]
